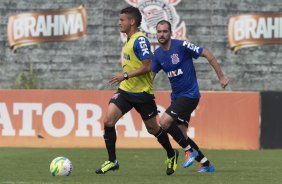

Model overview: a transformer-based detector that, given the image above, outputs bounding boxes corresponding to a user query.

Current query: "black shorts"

[165,96,199,127]
[109,89,158,120]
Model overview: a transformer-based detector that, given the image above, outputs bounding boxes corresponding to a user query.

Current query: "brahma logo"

[123,0,187,51]
[7,5,87,51]
[228,13,282,52]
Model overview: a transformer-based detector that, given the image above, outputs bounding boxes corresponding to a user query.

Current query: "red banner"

[0,90,260,150]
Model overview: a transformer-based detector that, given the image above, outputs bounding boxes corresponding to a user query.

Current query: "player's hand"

[109,73,124,86]
[219,76,229,89]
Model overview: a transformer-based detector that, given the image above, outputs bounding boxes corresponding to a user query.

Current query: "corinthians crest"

[123,0,187,50]
[171,54,179,64]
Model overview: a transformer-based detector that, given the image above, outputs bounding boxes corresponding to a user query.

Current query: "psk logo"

[171,53,179,64]
[123,0,187,50]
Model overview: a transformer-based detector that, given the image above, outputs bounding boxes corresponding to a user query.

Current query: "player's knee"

[158,121,171,130]
[103,116,115,127]
[159,114,173,130]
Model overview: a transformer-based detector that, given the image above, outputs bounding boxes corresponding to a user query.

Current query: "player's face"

[156,23,171,45]
[119,13,131,33]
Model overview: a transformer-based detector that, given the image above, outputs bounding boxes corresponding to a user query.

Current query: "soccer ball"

[50,157,73,176]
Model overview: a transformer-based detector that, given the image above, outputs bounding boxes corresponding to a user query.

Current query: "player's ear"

[130,18,135,26]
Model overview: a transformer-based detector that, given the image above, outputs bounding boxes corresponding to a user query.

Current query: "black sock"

[187,137,210,165]
[166,123,192,151]
[202,160,210,166]
[154,128,175,158]
[104,126,117,162]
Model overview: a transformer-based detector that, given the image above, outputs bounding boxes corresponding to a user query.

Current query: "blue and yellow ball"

[50,156,73,176]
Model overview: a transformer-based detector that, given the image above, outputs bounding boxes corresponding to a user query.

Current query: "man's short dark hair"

[156,20,172,32]
[120,6,142,27]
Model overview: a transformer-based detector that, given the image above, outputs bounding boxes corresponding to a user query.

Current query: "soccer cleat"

[197,164,215,173]
[182,149,199,168]
[165,149,179,175]
[95,160,119,174]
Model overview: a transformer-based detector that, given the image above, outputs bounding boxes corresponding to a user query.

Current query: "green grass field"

[0,148,282,184]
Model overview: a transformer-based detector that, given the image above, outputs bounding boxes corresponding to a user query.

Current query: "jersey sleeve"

[133,36,152,61]
[152,52,161,73]
[182,40,203,59]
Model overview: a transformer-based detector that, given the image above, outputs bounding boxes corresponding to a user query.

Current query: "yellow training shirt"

[119,32,154,94]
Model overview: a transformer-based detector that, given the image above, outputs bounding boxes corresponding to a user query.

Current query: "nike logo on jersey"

[183,41,200,53]
[138,37,150,56]
[167,69,183,78]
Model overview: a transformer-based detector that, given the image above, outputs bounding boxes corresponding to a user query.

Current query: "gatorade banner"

[0,90,260,150]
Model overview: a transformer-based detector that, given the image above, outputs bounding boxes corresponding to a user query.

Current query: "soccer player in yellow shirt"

[95,6,178,175]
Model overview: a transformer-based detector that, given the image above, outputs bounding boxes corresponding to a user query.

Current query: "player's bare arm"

[126,58,152,78]
[109,58,152,85]
[201,48,229,88]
